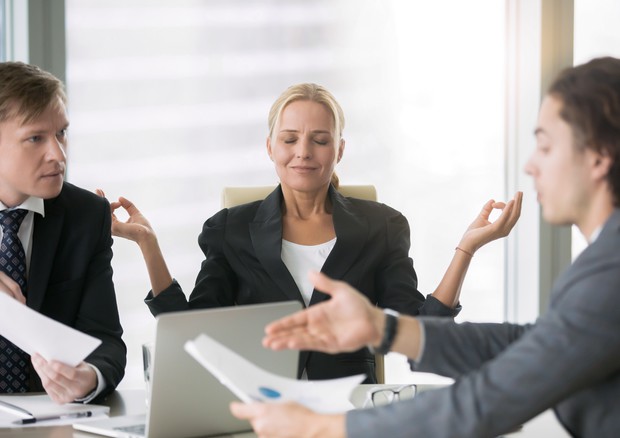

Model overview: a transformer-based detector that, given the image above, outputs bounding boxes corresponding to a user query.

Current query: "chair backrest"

[220,184,385,384]
[221,184,377,208]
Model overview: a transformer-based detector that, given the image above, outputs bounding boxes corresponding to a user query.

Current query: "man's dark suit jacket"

[28,182,126,398]
[146,185,458,382]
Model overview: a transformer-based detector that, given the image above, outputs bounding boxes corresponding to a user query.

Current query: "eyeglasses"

[365,384,417,407]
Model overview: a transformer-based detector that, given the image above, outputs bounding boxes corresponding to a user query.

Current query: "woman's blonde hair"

[268,83,345,188]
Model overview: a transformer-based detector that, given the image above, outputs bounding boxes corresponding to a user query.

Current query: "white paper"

[185,334,365,413]
[0,394,109,427]
[0,293,101,367]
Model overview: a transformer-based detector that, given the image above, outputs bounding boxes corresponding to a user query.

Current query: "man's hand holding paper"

[31,354,99,404]
[185,333,364,414]
[0,292,102,402]
[0,271,26,304]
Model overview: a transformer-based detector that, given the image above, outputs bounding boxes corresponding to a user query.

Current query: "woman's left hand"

[458,191,523,254]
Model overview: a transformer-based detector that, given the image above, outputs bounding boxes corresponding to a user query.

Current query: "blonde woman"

[106,83,520,383]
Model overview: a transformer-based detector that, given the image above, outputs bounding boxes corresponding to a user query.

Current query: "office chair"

[221,184,385,384]
[221,185,377,210]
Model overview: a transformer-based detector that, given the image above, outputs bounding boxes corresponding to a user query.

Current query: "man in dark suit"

[230,57,620,437]
[0,61,126,403]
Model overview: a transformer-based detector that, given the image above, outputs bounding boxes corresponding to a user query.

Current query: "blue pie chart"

[258,387,281,399]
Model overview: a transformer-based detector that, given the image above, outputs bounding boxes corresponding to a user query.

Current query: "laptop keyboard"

[114,424,146,435]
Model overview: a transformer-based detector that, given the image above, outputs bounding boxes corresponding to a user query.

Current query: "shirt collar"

[588,225,603,244]
[0,196,45,217]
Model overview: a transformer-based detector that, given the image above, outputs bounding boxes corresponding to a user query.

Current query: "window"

[65,0,506,387]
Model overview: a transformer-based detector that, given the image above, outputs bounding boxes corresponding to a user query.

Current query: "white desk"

[0,390,252,438]
[0,387,569,438]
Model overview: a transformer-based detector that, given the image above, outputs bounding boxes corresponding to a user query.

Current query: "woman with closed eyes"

[102,83,520,383]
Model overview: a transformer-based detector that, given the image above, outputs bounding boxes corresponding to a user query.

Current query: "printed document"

[0,292,101,367]
[185,334,365,413]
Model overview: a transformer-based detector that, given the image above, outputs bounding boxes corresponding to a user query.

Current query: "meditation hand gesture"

[96,189,172,294]
[96,190,155,246]
[458,191,523,255]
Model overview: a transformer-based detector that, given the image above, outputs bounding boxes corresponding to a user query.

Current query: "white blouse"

[281,237,337,306]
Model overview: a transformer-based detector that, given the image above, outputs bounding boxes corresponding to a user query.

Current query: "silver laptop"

[74,301,301,438]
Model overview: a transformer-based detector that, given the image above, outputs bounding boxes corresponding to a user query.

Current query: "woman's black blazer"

[146,185,459,382]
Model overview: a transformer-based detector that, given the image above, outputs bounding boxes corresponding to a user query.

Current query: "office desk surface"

[0,390,142,438]
[0,389,252,438]
[0,387,569,438]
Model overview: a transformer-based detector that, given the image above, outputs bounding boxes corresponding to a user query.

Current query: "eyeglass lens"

[371,385,416,406]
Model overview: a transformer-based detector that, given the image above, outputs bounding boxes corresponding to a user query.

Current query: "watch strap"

[368,308,399,355]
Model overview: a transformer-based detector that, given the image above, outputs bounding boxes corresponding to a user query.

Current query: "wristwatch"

[368,308,400,355]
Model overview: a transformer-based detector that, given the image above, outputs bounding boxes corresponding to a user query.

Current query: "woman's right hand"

[96,190,156,245]
[97,190,173,295]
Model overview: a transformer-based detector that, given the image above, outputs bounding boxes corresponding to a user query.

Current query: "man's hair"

[548,57,620,206]
[0,61,66,125]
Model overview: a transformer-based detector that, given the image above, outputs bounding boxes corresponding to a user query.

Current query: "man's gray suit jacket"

[347,209,620,438]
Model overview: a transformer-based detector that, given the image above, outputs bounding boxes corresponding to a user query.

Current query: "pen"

[17,410,93,424]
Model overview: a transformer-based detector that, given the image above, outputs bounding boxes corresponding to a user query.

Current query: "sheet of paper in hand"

[0,293,101,367]
[185,333,365,413]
